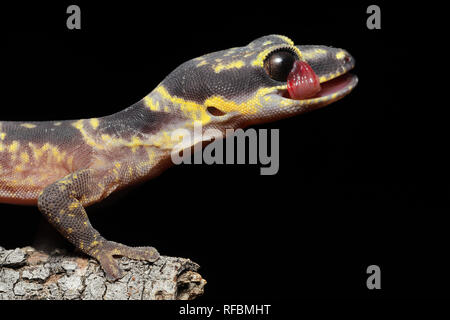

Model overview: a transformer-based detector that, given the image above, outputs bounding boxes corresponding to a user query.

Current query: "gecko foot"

[95,241,160,281]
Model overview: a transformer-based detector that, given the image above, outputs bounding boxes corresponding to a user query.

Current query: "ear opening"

[206,106,227,117]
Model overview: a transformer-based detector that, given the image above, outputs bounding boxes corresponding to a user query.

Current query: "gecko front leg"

[37,169,159,280]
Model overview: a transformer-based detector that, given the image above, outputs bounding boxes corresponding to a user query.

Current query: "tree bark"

[0,246,206,300]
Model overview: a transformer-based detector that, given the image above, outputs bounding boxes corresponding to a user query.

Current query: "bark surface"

[0,246,206,300]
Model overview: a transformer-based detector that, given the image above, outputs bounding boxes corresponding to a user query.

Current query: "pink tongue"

[287,60,321,100]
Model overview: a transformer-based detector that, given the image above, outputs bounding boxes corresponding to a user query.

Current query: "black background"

[1,0,448,307]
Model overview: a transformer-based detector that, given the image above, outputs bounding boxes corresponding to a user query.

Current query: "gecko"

[0,35,357,280]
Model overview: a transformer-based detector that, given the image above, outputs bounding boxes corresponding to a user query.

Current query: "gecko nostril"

[206,106,227,117]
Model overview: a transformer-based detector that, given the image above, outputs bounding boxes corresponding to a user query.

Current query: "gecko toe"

[98,252,124,281]
[126,246,160,262]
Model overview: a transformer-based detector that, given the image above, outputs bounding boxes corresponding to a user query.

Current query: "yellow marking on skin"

[223,48,238,56]
[41,143,50,152]
[214,60,245,73]
[128,166,133,176]
[315,48,327,55]
[155,85,211,125]
[20,123,36,129]
[72,119,83,130]
[72,119,105,150]
[90,118,100,130]
[129,136,142,153]
[80,241,84,249]
[80,195,89,203]
[144,96,160,111]
[318,70,346,83]
[149,150,156,162]
[67,155,74,169]
[336,51,346,59]
[157,83,287,118]
[280,99,292,107]
[151,130,178,148]
[67,228,73,234]
[54,122,62,126]
[68,202,79,210]
[8,141,19,153]
[59,209,65,215]
[59,185,66,192]
[67,214,75,218]
[73,173,78,179]
[20,152,30,163]
[301,48,328,60]
[0,133,5,140]
[196,60,207,67]
[51,147,66,163]
[263,41,272,45]
[204,86,284,115]
[83,221,87,226]
[29,143,43,161]
[91,240,99,247]
[14,165,24,172]
[111,248,122,255]
[114,162,121,169]
[252,48,273,68]
[164,105,170,112]
[275,35,294,46]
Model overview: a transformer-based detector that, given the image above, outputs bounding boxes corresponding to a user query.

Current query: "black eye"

[264,50,298,82]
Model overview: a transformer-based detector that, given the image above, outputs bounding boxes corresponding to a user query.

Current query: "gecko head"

[155,35,357,128]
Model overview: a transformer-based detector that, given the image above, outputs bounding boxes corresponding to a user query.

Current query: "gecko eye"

[264,50,298,82]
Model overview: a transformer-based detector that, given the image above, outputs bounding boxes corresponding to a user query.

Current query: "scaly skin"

[0,35,358,280]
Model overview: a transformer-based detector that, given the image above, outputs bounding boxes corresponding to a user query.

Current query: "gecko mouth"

[277,57,358,103]
[280,72,358,101]
[314,73,357,98]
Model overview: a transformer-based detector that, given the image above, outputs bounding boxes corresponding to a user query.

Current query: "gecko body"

[0,35,357,280]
